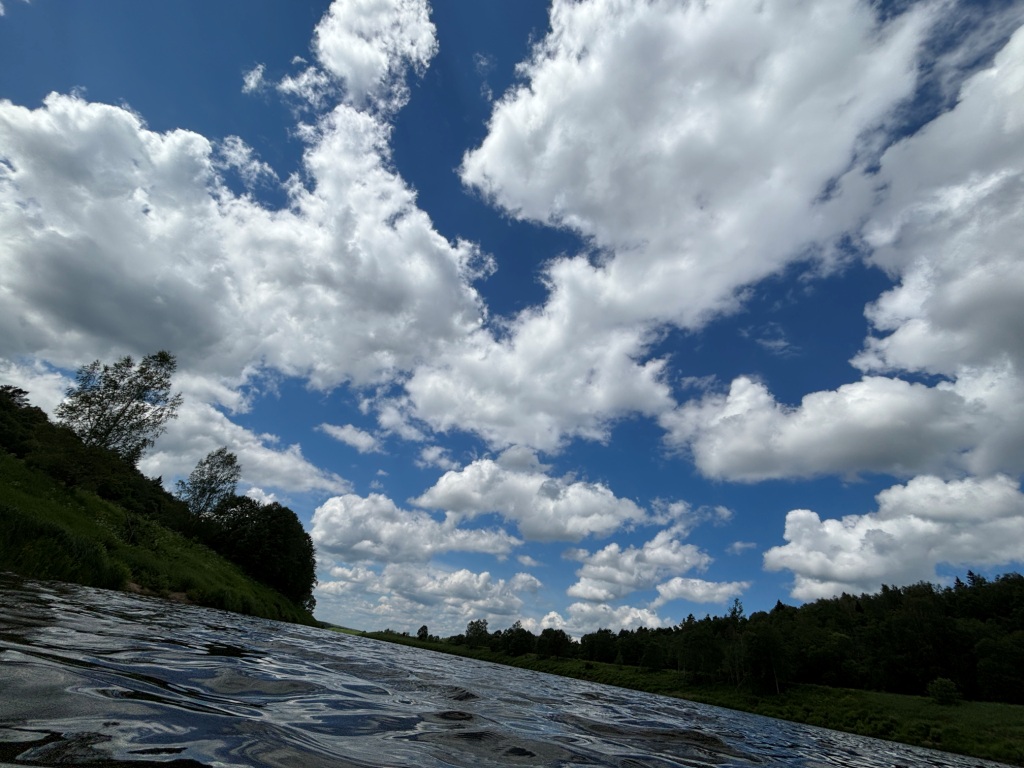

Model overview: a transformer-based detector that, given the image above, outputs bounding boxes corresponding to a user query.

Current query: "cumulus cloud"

[415,444,459,470]
[216,136,278,187]
[312,0,436,111]
[559,602,667,634]
[0,92,487,386]
[311,492,520,563]
[389,0,937,452]
[653,577,750,607]
[662,24,1024,484]
[315,561,542,635]
[764,475,1024,601]
[319,423,382,454]
[855,25,1024,378]
[141,399,349,495]
[413,447,647,541]
[566,527,712,602]
[0,0,487,491]
[663,375,976,481]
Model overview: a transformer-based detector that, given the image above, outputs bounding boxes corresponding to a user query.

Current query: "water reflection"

[0,575,1008,766]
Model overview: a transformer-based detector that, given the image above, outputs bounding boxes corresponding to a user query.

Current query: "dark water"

[0,575,1007,767]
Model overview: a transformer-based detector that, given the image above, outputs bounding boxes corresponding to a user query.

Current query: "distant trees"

[465,618,490,648]
[428,573,1024,705]
[537,627,573,659]
[176,447,241,517]
[56,351,182,465]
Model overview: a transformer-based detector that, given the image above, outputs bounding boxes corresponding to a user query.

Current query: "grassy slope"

[356,631,1024,766]
[0,451,314,625]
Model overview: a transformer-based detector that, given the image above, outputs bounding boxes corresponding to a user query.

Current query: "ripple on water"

[0,574,1014,768]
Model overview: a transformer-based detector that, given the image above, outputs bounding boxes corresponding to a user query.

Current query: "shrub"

[927,677,961,706]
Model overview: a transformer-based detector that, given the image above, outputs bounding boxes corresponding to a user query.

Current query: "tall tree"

[176,447,241,517]
[55,351,183,465]
[465,618,489,648]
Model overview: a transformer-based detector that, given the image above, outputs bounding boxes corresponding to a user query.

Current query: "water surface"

[0,575,1007,766]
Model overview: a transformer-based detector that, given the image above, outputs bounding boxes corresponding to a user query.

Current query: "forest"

[393,571,1024,706]
[0,352,317,616]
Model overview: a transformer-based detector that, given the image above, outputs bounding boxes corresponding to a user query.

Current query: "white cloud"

[559,602,667,634]
[319,423,382,454]
[241,64,266,94]
[311,492,520,563]
[854,26,1024,378]
[662,25,1024,484]
[0,93,488,389]
[404,315,672,452]
[414,447,647,541]
[664,375,977,481]
[244,487,278,505]
[0,359,69,413]
[727,541,757,556]
[141,399,349,495]
[393,0,935,451]
[463,0,928,283]
[415,444,458,470]
[312,0,436,111]
[0,20,490,486]
[216,136,277,187]
[653,577,750,607]
[315,561,542,635]
[566,527,712,602]
[764,474,1024,601]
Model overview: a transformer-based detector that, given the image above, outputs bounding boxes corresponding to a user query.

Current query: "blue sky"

[2,0,1024,636]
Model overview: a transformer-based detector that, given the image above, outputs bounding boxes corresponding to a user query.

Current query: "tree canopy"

[55,351,183,465]
[176,447,241,517]
[210,495,318,612]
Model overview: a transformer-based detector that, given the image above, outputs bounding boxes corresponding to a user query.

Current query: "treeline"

[411,573,1024,704]
[0,352,316,614]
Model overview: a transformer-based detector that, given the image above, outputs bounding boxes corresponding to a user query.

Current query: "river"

[0,574,1008,767]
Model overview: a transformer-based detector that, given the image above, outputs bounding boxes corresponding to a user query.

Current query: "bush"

[927,677,961,706]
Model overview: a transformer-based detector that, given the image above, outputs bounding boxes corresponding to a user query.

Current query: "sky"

[2,0,1024,637]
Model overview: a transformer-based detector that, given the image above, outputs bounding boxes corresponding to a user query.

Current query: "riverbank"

[355,631,1024,766]
[0,450,315,625]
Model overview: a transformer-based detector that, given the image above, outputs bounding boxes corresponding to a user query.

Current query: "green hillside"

[0,451,314,624]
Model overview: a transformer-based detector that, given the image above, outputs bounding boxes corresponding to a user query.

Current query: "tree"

[210,495,317,610]
[537,628,573,659]
[55,351,183,465]
[417,625,430,641]
[465,618,489,648]
[176,447,241,517]
[502,620,536,657]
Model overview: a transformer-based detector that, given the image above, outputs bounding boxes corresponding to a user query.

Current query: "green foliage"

[0,502,129,589]
[465,618,490,648]
[537,627,573,659]
[175,447,242,517]
[0,452,313,623]
[208,495,317,610]
[927,677,961,706]
[55,351,183,465]
[0,380,315,624]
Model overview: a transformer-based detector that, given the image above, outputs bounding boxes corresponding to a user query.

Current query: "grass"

[0,451,314,625]
[358,632,1024,766]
